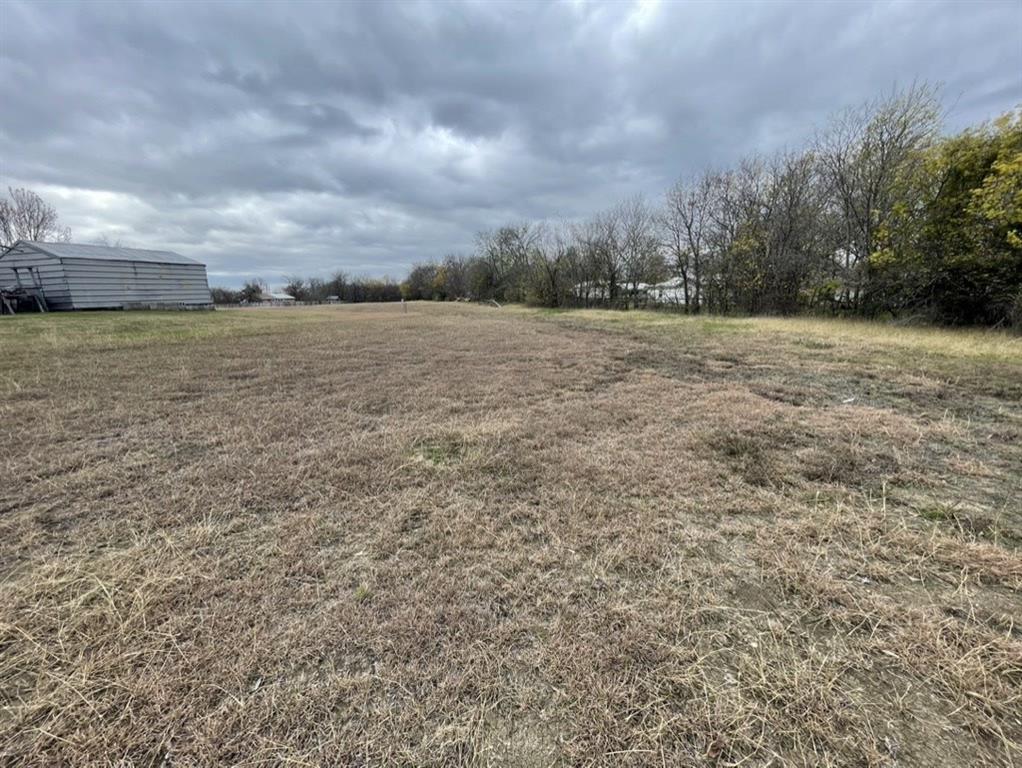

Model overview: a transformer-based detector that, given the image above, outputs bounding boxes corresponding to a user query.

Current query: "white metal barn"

[0,241,212,310]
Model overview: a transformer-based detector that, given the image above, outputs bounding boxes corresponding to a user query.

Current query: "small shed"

[0,241,212,310]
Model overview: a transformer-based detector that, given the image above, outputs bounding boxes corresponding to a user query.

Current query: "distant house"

[571,281,613,301]
[568,277,689,306]
[648,277,688,305]
[259,292,297,304]
[0,240,212,310]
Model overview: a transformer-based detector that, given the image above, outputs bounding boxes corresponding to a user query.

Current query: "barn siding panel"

[62,259,211,309]
[0,246,73,309]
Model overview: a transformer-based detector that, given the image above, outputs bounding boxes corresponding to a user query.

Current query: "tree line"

[403,85,1021,327]
[6,84,1017,326]
[211,274,402,304]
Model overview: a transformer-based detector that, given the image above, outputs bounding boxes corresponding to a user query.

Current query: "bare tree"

[662,172,715,312]
[616,196,664,300]
[758,149,829,313]
[307,277,328,301]
[328,270,349,300]
[528,223,574,307]
[586,208,624,303]
[565,218,608,306]
[0,187,72,247]
[475,223,542,302]
[92,234,124,248]
[283,275,308,301]
[702,168,745,313]
[440,254,469,299]
[240,279,266,302]
[816,82,942,310]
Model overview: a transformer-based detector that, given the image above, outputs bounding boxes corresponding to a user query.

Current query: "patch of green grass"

[792,337,836,350]
[529,306,1021,363]
[525,306,1022,403]
[696,317,751,335]
[752,315,1021,363]
[919,506,952,522]
[354,584,372,604]
[0,306,375,356]
[0,310,248,352]
[520,306,756,338]
[412,435,466,465]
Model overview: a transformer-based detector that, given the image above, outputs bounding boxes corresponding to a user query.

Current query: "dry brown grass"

[1,302,1020,767]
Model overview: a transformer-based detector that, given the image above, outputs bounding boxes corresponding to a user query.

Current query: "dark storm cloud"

[1,0,1019,286]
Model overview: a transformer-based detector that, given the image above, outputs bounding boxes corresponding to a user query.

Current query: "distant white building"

[648,277,688,305]
[259,292,296,304]
[571,277,689,305]
[572,281,613,301]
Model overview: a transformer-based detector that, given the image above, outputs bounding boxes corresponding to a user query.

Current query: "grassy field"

[1,303,1020,767]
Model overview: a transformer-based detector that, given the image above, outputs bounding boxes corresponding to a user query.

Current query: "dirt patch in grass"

[1,303,1020,766]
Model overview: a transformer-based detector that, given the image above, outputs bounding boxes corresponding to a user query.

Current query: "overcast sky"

[1,0,1019,287]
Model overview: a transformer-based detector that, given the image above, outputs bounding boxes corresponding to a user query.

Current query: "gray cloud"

[1,0,1019,287]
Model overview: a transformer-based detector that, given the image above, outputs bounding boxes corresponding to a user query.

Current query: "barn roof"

[17,241,203,266]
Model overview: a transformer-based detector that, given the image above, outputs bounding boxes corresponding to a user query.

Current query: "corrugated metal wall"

[61,258,211,309]
[0,244,212,310]
[0,244,74,309]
